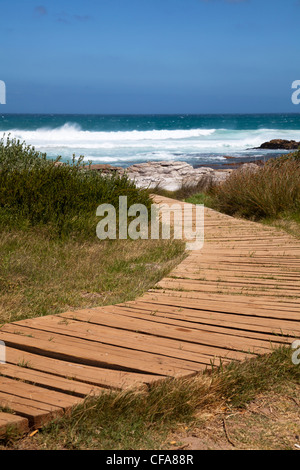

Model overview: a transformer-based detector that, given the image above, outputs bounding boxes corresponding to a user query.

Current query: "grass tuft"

[213,153,300,220]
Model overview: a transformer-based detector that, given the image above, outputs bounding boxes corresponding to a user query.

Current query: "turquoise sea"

[1,114,300,168]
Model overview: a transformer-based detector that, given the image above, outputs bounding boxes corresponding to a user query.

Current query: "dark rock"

[87,164,125,174]
[256,139,300,150]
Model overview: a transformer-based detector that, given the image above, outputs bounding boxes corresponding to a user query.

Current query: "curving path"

[0,195,299,436]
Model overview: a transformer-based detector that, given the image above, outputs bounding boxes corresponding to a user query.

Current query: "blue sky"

[1,0,300,113]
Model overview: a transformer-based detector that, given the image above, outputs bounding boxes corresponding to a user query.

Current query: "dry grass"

[213,159,300,219]
[169,383,300,450]
[0,229,185,324]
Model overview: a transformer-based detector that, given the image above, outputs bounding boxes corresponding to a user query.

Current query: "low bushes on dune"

[213,151,300,219]
[0,136,151,238]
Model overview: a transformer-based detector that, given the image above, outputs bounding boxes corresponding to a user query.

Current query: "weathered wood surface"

[0,195,299,436]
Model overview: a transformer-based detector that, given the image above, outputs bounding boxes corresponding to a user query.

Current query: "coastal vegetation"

[0,138,299,450]
[182,149,300,238]
[213,150,300,220]
[0,137,185,324]
[0,136,151,239]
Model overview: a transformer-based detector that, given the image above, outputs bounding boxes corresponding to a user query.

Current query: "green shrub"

[0,135,50,170]
[266,148,300,169]
[214,159,300,219]
[0,136,151,238]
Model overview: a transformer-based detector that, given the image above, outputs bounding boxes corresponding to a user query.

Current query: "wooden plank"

[146,291,300,317]
[0,328,200,376]
[0,363,104,398]
[112,301,300,336]
[170,269,300,281]
[75,305,292,343]
[34,308,288,354]
[185,257,300,266]
[138,295,300,321]
[151,287,300,304]
[172,261,300,272]
[11,316,253,364]
[49,314,253,362]
[5,347,163,390]
[145,290,300,311]
[155,279,300,298]
[0,412,29,437]
[127,299,300,327]
[0,376,81,410]
[170,271,300,287]
[168,259,300,271]
[0,375,82,428]
[157,277,300,293]
[0,390,64,428]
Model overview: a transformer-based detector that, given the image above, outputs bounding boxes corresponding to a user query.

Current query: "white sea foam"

[6,123,216,147]
[4,122,300,164]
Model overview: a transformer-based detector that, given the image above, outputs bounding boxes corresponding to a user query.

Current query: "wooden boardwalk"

[0,195,299,437]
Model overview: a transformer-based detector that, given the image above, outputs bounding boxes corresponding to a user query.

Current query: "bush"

[0,136,151,238]
[0,135,49,170]
[266,148,300,169]
[213,158,300,219]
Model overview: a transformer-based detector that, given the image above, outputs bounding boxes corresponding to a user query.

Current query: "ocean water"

[1,114,300,168]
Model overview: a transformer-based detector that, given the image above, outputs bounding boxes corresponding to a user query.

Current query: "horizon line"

[1,111,300,116]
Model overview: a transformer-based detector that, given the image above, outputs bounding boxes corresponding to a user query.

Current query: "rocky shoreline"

[88,161,238,191]
[124,161,233,191]
[81,139,298,191]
